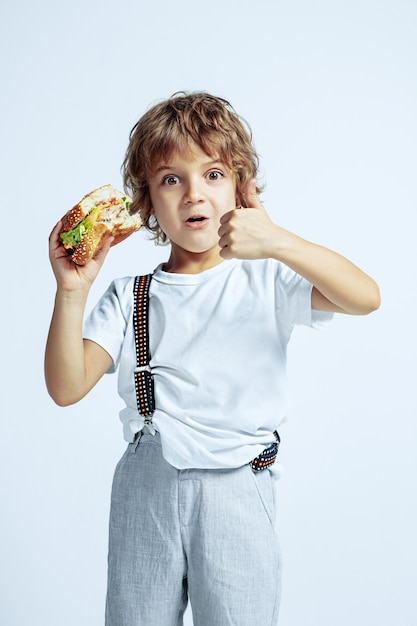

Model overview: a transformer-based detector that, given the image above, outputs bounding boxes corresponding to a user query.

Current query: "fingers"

[218,210,244,256]
[49,220,63,245]
[48,221,69,264]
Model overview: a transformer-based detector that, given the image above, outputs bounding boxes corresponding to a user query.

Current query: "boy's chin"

[189,243,222,256]
[171,241,222,258]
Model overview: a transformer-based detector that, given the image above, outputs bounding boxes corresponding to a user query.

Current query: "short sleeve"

[83,277,133,373]
[275,262,333,330]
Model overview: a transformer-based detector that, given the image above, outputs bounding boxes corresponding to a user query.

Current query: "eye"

[206,170,224,181]
[162,175,180,186]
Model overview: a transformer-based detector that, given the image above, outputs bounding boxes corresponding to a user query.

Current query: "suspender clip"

[134,365,152,374]
[144,418,156,436]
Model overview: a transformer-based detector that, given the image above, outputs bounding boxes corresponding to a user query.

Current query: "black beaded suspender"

[249,431,280,471]
[132,273,280,469]
[133,274,155,435]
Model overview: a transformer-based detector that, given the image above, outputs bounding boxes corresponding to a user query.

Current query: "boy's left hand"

[218,179,278,260]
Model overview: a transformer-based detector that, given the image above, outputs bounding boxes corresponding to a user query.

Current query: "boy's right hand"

[49,220,113,292]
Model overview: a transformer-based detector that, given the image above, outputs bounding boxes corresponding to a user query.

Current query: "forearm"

[219,181,380,315]
[269,226,381,315]
[45,289,91,405]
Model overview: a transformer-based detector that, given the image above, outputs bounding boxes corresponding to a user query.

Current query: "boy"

[45,92,380,626]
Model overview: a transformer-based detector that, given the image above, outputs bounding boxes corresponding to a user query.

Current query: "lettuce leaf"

[60,208,99,247]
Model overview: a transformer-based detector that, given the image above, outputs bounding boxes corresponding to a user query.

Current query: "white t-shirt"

[83,258,332,470]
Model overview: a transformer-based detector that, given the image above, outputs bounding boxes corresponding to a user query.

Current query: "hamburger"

[60,184,141,265]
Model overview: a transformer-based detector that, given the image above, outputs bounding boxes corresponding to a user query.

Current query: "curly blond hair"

[122,91,262,244]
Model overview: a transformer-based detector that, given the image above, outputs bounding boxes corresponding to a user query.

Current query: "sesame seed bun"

[60,184,141,265]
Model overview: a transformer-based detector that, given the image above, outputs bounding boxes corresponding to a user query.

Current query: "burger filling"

[60,197,131,249]
[60,207,100,248]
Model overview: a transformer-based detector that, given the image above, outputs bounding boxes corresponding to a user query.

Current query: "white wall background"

[1,0,416,624]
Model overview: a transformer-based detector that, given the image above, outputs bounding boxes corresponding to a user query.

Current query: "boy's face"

[148,143,238,270]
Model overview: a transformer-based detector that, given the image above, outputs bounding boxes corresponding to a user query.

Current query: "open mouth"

[186,216,207,223]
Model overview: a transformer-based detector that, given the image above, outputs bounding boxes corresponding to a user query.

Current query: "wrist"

[267,224,302,262]
[55,286,90,305]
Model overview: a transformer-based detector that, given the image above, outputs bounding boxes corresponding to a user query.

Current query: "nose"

[183,176,205,204]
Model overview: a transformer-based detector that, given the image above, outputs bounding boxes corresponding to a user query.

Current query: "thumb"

[92,234,114,265]
[243,179,262,209]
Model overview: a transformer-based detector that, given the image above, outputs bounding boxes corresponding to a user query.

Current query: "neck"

[163,246,224,274]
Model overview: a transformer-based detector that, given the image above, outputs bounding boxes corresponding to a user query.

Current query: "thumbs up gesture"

[218,179,279,260]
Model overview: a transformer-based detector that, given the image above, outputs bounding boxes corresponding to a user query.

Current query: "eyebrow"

[153,159,224,174]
